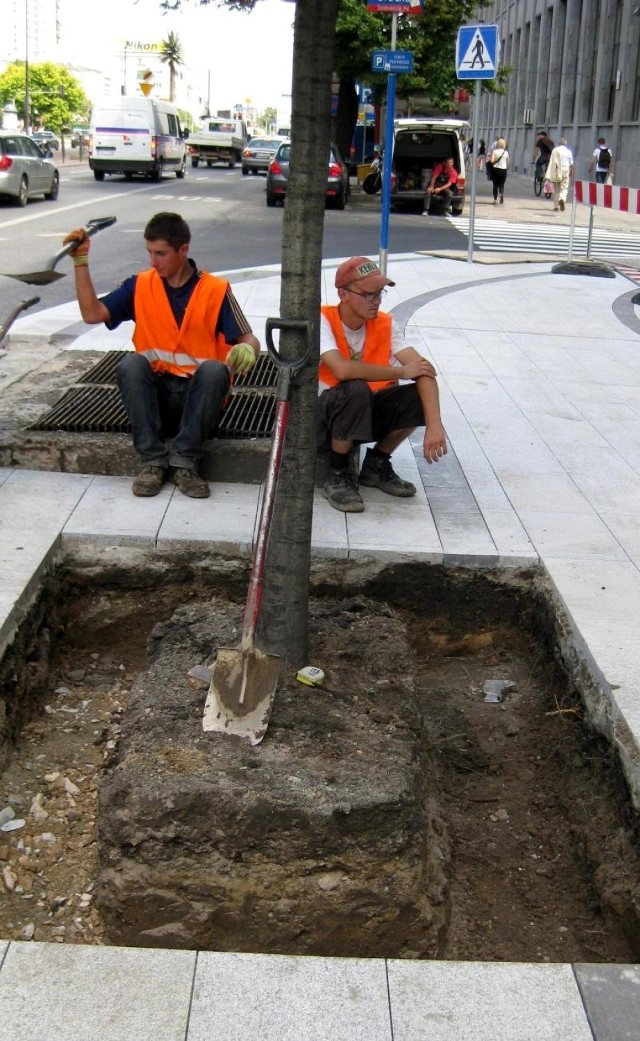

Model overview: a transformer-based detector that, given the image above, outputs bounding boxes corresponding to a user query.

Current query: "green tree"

[259,106,277,131]
[0,61,90,132]
[332,0,476,164]
[159,30,185,102]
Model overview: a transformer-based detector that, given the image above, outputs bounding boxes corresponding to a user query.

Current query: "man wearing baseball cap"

[319,256,446,513]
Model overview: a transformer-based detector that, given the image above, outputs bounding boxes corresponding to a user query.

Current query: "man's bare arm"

[322,347,436,384]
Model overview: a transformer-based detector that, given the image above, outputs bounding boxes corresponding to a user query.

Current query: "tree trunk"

[257,0,340,668]
[335,76,359,169]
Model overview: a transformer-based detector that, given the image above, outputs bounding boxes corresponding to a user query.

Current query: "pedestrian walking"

[476,138,486,172]
[488,138,509,204]
[588,137,613,184]
[547,138,574,212]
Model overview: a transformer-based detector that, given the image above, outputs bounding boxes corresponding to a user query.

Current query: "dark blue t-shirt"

[100,261,247,342]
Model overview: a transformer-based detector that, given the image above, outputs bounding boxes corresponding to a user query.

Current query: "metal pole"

[568,194,577,260]
[379,14,398,276]
[586,205,595,258]
[467,78,481,264]
[24,0,30,134]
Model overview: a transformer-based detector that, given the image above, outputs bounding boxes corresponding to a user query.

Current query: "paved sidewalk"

[2,252,640,1038]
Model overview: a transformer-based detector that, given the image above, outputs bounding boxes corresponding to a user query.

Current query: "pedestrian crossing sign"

[456,25,499,80]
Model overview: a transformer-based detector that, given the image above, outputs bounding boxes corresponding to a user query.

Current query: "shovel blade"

[202,645,280,745]
[4,270,66,286]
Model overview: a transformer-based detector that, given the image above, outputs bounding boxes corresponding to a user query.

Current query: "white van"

[391,118,470,214]
[89,96,188,182]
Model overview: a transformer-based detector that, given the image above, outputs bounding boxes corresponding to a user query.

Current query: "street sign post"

[368,1,423,274]
[372,50,414,74]
[456,24,500,264]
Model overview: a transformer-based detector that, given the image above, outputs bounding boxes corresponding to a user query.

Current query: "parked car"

[242,135,289,176]
[71,126,90,149]
[266,142,350,209]
[30,130,60,152]
[0,130,60,206]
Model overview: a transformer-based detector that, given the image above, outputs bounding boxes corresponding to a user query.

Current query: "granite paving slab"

[0,942,196,1041]
[386,960,594,1041]
[187,952,392,1041]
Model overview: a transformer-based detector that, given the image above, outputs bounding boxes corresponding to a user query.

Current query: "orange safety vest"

[319,306,396,391]
[132,269,230,377]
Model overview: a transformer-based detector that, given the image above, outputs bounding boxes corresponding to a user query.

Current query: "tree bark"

[335,76,359,168]
[257,0,340,668]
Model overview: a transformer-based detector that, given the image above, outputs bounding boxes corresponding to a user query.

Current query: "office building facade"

[472,0,640,184]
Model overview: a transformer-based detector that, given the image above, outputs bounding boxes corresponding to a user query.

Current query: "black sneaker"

[559,199,565,212]
[358,449,416,497]
[323,470,364,513]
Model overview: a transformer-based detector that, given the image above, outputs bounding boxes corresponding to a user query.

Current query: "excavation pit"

[1,551,640,963]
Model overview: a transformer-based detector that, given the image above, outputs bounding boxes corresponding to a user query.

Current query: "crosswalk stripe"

[614,264,640,286]
[448,216,640,260]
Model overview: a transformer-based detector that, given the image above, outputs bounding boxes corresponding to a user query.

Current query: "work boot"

[323,469,364,513]
[132,464,167,497]
[171,467,210,499]
[358,448,416,497]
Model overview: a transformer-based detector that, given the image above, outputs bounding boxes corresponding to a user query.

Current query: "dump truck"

[186,118,249,169]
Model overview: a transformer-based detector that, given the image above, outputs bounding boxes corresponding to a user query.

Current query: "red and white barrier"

[568,180,639,261]
[573,179,640,214]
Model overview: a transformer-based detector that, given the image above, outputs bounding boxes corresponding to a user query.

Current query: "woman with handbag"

[489,138,509,204]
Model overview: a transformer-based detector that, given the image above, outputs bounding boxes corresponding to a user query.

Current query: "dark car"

[30,130,60,152]
[242,135,288,176]
[266,142,350,209]
[0,131,60,206]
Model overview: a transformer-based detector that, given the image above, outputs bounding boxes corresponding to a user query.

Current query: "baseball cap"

[335,256,395,292]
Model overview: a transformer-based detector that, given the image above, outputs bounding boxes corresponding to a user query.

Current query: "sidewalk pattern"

[2,253,640,1038]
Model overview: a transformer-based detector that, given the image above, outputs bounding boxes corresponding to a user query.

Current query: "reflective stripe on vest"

[319,306,395,391]
[133,269,230,377]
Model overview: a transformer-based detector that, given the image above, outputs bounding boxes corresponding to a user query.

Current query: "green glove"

[227,342,256,375]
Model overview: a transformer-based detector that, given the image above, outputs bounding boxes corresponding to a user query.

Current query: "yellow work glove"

[227,342,256,375]
[62,228,90,267]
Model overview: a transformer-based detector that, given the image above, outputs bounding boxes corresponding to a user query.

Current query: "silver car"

[242,135,289,176]
[266,141,350,209]
[0,131,60,206]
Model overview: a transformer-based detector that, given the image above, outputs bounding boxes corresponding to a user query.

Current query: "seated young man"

[62,211,259,500]
[319,256,447,514]
[426,157,458,214]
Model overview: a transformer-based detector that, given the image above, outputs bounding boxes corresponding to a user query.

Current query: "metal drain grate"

[77,351,129,385]
[218,391,276,438]
[32,386,130,433]
[29,351,279,438]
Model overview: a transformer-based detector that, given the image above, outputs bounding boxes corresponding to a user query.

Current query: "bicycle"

[534,161,553,199]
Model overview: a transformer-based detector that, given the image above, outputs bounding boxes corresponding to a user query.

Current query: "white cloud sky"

[61,0,295,112]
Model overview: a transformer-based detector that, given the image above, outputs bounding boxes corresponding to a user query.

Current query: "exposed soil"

[1,571,640,961]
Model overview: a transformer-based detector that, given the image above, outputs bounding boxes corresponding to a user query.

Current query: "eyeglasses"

[344,287,387,302]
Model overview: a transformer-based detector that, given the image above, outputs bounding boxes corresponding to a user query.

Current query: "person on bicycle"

[532,131,554,179]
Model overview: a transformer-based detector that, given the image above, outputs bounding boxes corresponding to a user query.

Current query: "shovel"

[2,216,117,285]
[0,295,40,346]
[202,317,311,745]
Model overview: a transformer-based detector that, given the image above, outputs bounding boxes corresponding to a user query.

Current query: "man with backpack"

[589,138,613,184]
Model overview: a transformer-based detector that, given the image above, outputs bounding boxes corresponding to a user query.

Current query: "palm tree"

[159,30,184,103]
